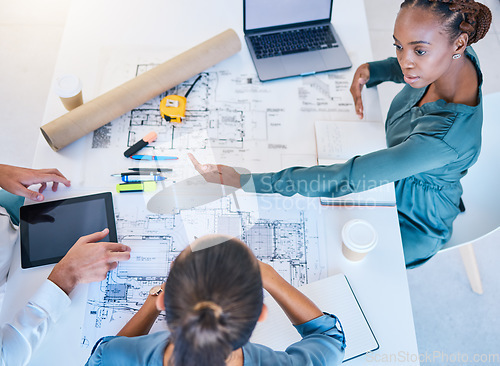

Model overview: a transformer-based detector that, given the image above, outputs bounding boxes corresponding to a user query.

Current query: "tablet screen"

[20,192,117,268]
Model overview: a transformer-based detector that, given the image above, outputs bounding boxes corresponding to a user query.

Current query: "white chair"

[439,92,500,294]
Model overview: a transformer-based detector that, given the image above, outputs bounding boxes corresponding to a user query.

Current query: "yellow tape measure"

[160,74,202,124]
[160,95,186,123]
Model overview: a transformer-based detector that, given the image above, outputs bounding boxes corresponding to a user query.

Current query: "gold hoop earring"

[452,54,461,60]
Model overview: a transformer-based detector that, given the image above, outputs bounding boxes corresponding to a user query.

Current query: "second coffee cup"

[54,74,83,111]
[341,219,378,262]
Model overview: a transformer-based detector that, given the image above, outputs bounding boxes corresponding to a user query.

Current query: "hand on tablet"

[48,229,131,295]
[0,164,71,201]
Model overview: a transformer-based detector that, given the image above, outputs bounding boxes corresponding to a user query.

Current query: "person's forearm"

[262,265,322,325]
[116,295,161,337]
[0,280,71,366]
[365,57,405,87]
[48,265,77,296]
[241,162,356,198]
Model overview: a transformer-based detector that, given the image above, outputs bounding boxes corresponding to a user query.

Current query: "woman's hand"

[349,63,370,119]
[0,164,71,201]
[116,283,163,337]
[188,153,242,188]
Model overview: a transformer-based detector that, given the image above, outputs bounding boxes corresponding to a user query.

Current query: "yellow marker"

[160,95,186,123]
[116,181,157,193]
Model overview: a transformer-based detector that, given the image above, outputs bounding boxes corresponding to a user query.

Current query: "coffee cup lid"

[54,74,82,98]
[342,219,378,253]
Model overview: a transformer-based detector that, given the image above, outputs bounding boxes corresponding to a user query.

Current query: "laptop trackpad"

[283,52,326,75]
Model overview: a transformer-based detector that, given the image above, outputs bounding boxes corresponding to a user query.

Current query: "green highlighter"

[116,181,157,193]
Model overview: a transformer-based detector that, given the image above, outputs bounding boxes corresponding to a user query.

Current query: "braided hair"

[401,0,492,45]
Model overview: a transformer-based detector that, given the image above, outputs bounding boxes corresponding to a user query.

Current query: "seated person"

[0,164,132,366]
[188,0,492,268]
[86,235,346,366]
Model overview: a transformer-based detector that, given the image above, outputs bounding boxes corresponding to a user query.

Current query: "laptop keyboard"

[249,25,337,59]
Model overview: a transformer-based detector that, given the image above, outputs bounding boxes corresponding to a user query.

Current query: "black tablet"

[20,192,117,269]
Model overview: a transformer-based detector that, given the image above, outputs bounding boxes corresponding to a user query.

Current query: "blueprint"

[91,67,356,153]
[80,51,365,348]
[81,50,378,186]
[81,193,327,349]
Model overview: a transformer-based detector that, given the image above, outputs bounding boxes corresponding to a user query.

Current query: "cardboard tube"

[40,29,241,151]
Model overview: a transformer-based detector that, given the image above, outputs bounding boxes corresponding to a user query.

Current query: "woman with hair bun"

[190,0,492,268]
[86,235,345,366]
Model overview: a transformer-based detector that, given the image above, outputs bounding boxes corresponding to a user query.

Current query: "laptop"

[244,0,352,81]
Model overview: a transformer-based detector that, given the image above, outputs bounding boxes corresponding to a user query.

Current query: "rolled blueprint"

[40,29,241,151]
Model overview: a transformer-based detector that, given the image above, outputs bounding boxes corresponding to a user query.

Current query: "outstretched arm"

[240,133,459,198]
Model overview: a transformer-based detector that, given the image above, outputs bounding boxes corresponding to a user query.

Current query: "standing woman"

[190,0,492,268]
[86,235,345,366]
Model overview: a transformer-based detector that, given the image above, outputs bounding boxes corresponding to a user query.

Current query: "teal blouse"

[241,47,483,267]
[85,313,345,366]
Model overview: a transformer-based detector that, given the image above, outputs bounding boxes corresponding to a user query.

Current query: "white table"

[1,0,419,364]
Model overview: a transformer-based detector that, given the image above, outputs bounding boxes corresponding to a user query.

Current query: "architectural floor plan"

[80,52,362,348]
[92,70,246,151]
[81,193,326,349]
[83,51,376,178]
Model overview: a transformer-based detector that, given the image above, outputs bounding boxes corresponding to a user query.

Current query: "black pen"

[127,167,173,172]
[111,172,161,177]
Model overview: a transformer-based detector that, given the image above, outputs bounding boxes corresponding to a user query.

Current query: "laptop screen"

[244,0,332,31]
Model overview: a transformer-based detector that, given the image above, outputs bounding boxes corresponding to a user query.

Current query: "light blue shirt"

[85,313,345,366]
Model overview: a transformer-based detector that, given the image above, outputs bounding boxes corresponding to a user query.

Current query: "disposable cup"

[341,219,378,262]
[54,74,83,111]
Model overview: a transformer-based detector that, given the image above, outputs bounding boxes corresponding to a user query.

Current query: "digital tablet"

[20,192,117,269]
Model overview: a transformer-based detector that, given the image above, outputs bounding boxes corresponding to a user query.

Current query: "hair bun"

[193,301,224,319]
[426,0,492,45]
[459,20,475,33]
[470,2,492,44]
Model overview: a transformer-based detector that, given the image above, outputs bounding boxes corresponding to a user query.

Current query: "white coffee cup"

[54,74,83,111]
[341,219,378,262]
